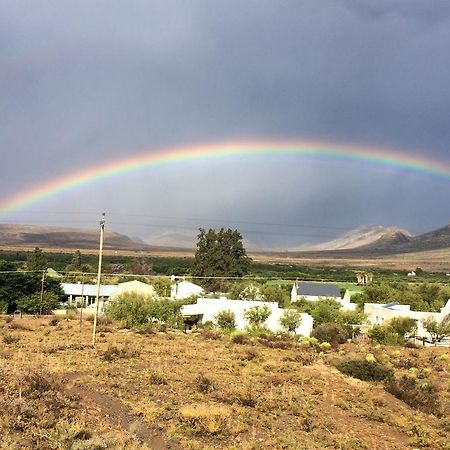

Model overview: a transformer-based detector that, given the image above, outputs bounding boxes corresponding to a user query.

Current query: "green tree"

[17,292,60,315]
[279,309,303,333]
[230,281,264,300]
[262,284,290,307]
[71,250,82,269]
[423,316,450,344]
[215,310,236,331]
[192,228,250,289]
[26,247,48,271]
[151,277,171,297]
[0,260,63,313]
[308,298,341,326]
[244,304,271,329]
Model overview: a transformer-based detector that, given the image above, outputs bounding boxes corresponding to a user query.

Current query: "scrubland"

[1,315,450,449]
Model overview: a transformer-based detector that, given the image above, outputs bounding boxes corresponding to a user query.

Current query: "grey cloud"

[1,1,449,247]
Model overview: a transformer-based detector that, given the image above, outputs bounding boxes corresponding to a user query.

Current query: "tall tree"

[192,228,250,288]
[26,247,48,271]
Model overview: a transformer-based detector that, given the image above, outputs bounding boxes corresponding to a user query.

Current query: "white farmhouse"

[291,282,356,311]
[364,299,450,338]
[62,283,118,308]
[181,297,313,336]
[171,280,204,300]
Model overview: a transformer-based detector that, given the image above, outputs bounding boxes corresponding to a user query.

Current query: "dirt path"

[66,373,182,450]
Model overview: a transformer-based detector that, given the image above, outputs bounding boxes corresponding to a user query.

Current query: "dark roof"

[295,282,341,298]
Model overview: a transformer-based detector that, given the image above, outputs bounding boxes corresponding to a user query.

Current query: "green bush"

[16,292,60,315]
[106,292,187,329]
[215,310,236,331]
[243,305,271,330]
[334,359,393,381]
[312,323,348,348]
[279,309,303,333]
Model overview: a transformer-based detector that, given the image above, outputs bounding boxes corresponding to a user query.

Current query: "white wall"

[182,298,313,336]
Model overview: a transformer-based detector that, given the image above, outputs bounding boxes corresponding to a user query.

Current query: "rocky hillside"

[0,224,150,251]
[297,225,413,251]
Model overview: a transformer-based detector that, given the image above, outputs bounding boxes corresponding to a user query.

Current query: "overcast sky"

[1,0,450,249]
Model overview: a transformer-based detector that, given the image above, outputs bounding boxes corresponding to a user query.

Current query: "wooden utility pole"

[79,275,85,331]
[92,213,105,346]
[39,270,45,316]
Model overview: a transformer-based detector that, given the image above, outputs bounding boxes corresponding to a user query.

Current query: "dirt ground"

[1,315,450,449]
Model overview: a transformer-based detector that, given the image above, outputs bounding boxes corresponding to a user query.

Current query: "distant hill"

[296,225,413,251]
[367,223,450,253]
[0,224,151,251]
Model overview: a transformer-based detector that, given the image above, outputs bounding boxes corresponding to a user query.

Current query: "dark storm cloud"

[1,0,449,247]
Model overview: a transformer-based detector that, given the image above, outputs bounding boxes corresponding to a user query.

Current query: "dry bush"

[232,384,257,408]
[284,349,319,366]
[65,309,79,320]
[200,330,222,340]
[195,373,215,394]
[2,334,20,344]
[238,348,260,361]
[230,333,251,345]
[99,345,139,362]
[258,337,292,349]
[48,317,60,326]
[149,371,168,385]
[87,315,113,325]
[385,374,443,417]
[180,403,231,436]
[8,321,32,331]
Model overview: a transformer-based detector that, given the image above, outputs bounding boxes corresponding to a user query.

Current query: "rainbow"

[0,139,449,217]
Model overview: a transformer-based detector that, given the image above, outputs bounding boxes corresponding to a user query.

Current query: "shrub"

[106,293,153,328]
[258,337,292,349]
[195,373,215,394]
[2,334,20,344]
[285,349,318,366]
[231,332,251,345]
[334,359,393,382]
[17,292,60,315]
[180,404,231,436]
[243,305,271,329]
[385,374,442,416]
[312,323,348,348]
[279,309,303,333]
[48,317,60,326]
[200,330,221,340]
[215,310,236,331]
[149,371,168,385]
[99,345,139,362]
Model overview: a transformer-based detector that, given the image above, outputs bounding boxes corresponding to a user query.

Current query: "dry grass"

[1,315,450,449]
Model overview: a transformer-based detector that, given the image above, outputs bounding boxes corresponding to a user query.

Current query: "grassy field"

[1,315,450,449]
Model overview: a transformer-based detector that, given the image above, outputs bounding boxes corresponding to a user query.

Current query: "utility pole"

[39,270,45,316]
[79,274,85,332]
[92,213,105,346]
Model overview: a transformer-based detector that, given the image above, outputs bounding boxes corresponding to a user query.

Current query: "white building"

[62,283,117,308]
[364,299,450,338]
[113,280,157,299]
[171,280,204,300]
[181,297,313,336]
[291,282,356,311]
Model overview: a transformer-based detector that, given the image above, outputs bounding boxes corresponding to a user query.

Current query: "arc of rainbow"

[0,139,449,217]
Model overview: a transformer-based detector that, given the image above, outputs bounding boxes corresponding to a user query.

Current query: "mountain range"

[1,222,450,255]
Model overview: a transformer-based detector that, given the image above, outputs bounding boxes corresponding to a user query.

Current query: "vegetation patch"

[385,374,442,417]
[334,359,394,382]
